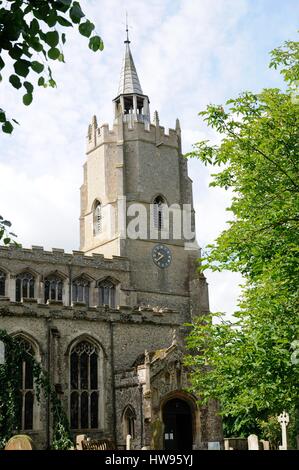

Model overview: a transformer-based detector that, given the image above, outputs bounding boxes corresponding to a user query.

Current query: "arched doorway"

[162,398,193,450]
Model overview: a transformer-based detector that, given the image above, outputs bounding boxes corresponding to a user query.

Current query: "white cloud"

[1,0,298,316]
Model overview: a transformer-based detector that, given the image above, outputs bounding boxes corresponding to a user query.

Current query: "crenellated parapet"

[86,114,180,153]
[86,116,117,153]
[0,245,129,271]
[124,120,179,148]
[0,296,180,325]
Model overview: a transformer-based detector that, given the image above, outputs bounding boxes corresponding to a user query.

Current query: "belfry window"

[123,406,136,439]
[70,341,100,430]
[153,195,166,230]
[0,270,6,296]
[45,275,63,303]
[124,96,133,114]
[17,338,35,431]
[93,201,102,236]
[98,279,116,308]
[16,272,35,302]
[72,277,90,305]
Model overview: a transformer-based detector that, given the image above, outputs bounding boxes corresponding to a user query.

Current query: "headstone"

[208,441,221,450]
[224,439,229,450]
[76,434,87,450]
[247,434,259,450]
[126,434,131,450]
[5,435,34,450]
[277,411,289,450]
[260,440,270,450]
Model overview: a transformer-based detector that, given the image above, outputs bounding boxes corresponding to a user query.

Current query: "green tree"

[0,0,104,133]
[185,37,299,446]
[0,215,17,245]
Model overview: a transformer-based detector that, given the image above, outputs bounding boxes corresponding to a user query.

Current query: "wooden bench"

[81,439,116,450]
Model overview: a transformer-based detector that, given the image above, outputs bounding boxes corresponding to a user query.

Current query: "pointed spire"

[117,21,143,96]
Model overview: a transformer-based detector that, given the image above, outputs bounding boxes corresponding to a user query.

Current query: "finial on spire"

[125,11,130,44]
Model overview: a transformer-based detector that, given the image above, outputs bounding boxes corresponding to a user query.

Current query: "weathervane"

[125,11,130,44]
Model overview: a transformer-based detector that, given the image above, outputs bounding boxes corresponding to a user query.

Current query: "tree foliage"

[0,0,104,133]
[185,37,299,446]
[0,215,17,245]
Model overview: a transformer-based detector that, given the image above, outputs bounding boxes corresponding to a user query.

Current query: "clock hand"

[156,253,164,261]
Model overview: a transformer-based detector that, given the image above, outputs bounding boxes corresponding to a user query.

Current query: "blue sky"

[0,0,298,315]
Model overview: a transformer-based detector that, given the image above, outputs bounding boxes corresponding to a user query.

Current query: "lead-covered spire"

[113,22,150,128]
[117,35,143,96]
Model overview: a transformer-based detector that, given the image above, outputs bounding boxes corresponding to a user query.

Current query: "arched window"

[0,270,6,296]
[93,201,102,236]
[72,277,90,305]
[45,274,63,303]
[17,338,35,431]
[98,279,116,308]
[153,195,166,230]
[123,406,136,439]
[16,272,35,302]
[70,340,100,430]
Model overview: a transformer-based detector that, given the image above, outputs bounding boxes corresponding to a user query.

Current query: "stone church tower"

[0,33,223,450]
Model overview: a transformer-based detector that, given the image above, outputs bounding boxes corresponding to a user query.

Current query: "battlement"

[86,114,179,153]
[0,245,129,271]
[0,296,180,325]
[124,121,179,148]
[86,117,117,152]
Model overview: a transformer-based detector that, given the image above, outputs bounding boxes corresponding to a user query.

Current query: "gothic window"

[93,201,102,236]
[17,338,35,431]
[45,274,63,303]
[153,195,166,230]
[70,341,100,430]
[98,279,116,308]
[0,270,6,296]
[123,406,136,439]
[72,277,90,305]
[16,272,35,302]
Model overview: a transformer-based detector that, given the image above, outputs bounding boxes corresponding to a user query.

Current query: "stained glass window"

[16,272,35,302]
[70,341,99,430]
[98,279,116,308]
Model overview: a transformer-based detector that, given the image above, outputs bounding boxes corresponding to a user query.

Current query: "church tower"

[80,31,205,318]
[0,28,223,450]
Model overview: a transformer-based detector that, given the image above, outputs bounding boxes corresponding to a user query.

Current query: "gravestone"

[277,411,289,450]
[208,441,221,450]
[5,435,34,450]
[76,434,87,450]
[260,440,270,450]
[248,434,259,450]
[126,434,131,450]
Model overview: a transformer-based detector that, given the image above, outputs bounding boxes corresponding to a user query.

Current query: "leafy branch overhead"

[0,215,17,246]
[0,0,104,133]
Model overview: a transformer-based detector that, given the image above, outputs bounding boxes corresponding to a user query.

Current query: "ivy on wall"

[0,329,72,449]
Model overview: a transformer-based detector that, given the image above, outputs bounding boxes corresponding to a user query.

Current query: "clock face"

[152,244,172,268]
